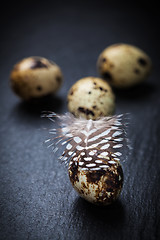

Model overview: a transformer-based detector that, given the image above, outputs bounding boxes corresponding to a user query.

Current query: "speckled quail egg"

[97,43,152,88]
[67,77,115,120]
[68,152,123,205]
[10,56,63,100]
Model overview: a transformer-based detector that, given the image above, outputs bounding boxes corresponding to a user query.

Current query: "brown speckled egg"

[10,56,63,100]
[68,151,123,205]
[97,43,152,88]
[67,77,115,120]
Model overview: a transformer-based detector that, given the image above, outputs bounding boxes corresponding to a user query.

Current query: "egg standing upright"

[44,112,128,205]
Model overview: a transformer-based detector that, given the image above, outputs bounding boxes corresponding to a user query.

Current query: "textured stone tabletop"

[0,1,160,239]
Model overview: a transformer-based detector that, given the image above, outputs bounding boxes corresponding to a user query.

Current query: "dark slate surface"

[0,1,160,239]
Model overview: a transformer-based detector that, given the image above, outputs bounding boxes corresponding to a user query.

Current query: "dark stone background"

[0,1,160,239]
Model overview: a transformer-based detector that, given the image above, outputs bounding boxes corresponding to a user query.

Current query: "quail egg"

[68,152,123,205]
[67,77,115,120]
[97,43,152,88]
[10,56,63,100]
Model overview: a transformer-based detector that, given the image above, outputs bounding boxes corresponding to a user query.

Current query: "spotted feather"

[42,112,129,170]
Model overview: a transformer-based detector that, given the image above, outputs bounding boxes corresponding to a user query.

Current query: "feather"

[42,112,130,170]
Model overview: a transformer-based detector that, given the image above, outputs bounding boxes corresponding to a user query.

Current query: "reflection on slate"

[0,1,160,240]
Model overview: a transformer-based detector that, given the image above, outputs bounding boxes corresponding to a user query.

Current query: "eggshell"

[97,43,152,88]
[67,77,115,120]
[10,56,63,100]
[68,154,123,205]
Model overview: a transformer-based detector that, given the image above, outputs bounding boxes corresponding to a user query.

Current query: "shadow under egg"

[113,81,156,101]
[69,196,125,238]
[10,94,63,125]
[73,196,125,223]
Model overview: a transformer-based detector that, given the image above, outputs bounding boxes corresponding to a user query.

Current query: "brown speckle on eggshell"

[10,56,63,100]
[67,77,115,120]
[68,152,123,205]
[97,43,152,88]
